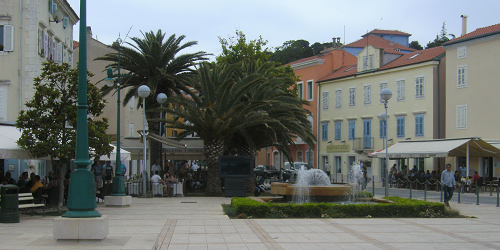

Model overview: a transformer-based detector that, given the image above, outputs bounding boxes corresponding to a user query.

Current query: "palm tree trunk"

[204,139,224,196]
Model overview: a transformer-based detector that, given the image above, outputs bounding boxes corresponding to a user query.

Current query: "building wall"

[0,0,77,122]
[444,34,500,175]
[319,61,441,180]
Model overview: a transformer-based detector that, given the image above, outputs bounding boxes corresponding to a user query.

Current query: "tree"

[426,22,456,49]
[96,30,209,166]
[216,30,272,64]
[16,61,112,213]
[409,41,423,50]
[311,41,334,55]
[269,40,314,65]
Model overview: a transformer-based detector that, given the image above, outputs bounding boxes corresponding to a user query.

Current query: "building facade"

[443,23,500,178]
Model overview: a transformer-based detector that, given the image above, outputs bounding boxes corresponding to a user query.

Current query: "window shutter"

[44,32,48,58]
[0,87,4,119]
[322,91,329,110]
[63,17,69,29]
[49,0,54,13]
[38,28,43,54]
[56,42,62,64]
[3,25,14,52]
[62,46,67,64]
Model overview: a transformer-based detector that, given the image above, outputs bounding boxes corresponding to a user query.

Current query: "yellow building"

[443,23,500,178]
[0,0,78,122]
[317,45,446,181]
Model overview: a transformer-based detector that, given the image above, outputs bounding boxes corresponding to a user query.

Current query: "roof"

[73,40,79,49]
[444,23,500,46]
[362,29,411,37]
[379,46,445,70]
[318,64,357,82]
[345,35,416,52]
[318,46,444,83]
[285,51,332,67]
[376,138,500,158]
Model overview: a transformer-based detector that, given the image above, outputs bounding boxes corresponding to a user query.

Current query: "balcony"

[352,137,374,152]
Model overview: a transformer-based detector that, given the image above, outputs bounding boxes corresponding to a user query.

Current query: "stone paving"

[1,191,500,250]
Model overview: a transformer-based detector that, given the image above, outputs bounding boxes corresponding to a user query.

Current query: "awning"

[91,144,131,162]
[377,138,500,158]
[0,125,49,159]
[147,133,187,148]
[368,149,384,158]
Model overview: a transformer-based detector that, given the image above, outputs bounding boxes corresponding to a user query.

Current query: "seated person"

[164,172,176,195]
[471,171,480,185]
[17,172,29,187]
[30,175,43,193]
[2,171,17,185]
[151,171,167,194]
[25,173,36,189]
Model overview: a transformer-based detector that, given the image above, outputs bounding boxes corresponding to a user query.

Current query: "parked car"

[282,162,312,179]
[253,165,280,178]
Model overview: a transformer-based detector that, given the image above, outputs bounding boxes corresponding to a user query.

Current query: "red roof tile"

[285,51,332,66]
[378,46,445,70]
[346,35,416,52]
[362,29,411,37]
[444,23,500,45]
[383,48,404,55]
[318,64,358,82]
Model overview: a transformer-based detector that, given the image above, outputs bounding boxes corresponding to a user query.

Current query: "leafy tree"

[269,40,314,65]
[311,42,334,55]
[16,61,112,213]
[426,22,456,49]
[216,30,272,64]
[96,30,209,165]
[409,41,423,50]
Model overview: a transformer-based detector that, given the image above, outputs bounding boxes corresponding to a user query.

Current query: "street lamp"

[105,38,126,197]
[380,88,392,197]
[156,93,167,168]
[62,0,100,218]
[138,85,150,197]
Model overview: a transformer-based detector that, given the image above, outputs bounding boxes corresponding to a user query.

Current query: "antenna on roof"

[122,25,133,45]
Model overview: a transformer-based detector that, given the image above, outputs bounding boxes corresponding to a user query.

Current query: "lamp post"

[138,85,150,197]
[104,38,126,196]
[156,93,167,167]
[62,0,100,218]
[380,88,393,198]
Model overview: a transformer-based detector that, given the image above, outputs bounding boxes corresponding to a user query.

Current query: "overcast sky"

[66,0,500,60]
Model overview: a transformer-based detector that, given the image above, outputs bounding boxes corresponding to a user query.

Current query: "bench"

[0,192,46,216]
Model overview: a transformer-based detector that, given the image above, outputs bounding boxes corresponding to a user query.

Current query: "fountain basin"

[271,182,354,202]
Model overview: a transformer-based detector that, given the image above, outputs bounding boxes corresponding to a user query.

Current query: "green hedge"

[230,196,445,218]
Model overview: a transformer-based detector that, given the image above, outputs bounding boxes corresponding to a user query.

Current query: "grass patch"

[229,196,460,219]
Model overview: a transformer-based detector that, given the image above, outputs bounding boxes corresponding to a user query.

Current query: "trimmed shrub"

[230,196,446,218]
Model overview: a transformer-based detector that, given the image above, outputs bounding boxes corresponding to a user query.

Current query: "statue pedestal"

[53,215,108,239]
[105,195,132,207]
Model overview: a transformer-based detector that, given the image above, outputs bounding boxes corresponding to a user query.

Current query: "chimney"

[86,26,93,40]
[337,37,341,47]
[461,15,468,36]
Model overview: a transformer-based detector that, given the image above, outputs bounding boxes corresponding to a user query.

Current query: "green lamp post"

[62,0,101,218]
[104,38,126,196]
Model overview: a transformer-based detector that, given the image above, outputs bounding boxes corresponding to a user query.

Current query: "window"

[307,80,313,100]
[335,89,342,108]
[334,121,341,140]
[348,120,355,140]
[297,151,303,162]
[362,56,367,70]
[379,120,386,138]
[0,85,7,120]
[396,79,405,101]
[457,65,467,88]
[129,96,135,111]
[369,55,374,69]
[379,82,387,103]
[322,91,329,110]
[335,156,342,173]
[415,76,424,99]
[457,105,467,129]
[397,116,405,138]
[415,115,424,137]
[128,123,135,137]
[348,87,356,107]
[0,25,14,52]
[363,84,371,105]
[457,46,466,58]
[38,27,45,56]
[321,122,328,141]
[297,82,303,99]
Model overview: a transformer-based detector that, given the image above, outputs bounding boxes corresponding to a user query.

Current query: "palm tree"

[96,29,209,165]
[164,61,315,195]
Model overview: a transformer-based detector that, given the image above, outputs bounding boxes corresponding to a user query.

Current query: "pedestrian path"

[0,195,499,250]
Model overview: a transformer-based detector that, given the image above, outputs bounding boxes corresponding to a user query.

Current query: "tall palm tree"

[96,30,209,165]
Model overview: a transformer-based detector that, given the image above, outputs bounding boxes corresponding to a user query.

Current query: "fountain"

[271,166,355,203]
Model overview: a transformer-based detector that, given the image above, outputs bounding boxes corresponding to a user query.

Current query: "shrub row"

[230,196,445,218]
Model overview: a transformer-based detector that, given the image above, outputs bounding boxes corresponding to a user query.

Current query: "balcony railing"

[352,137,374,151]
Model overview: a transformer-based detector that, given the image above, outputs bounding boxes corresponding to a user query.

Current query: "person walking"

[441,163,456,207]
